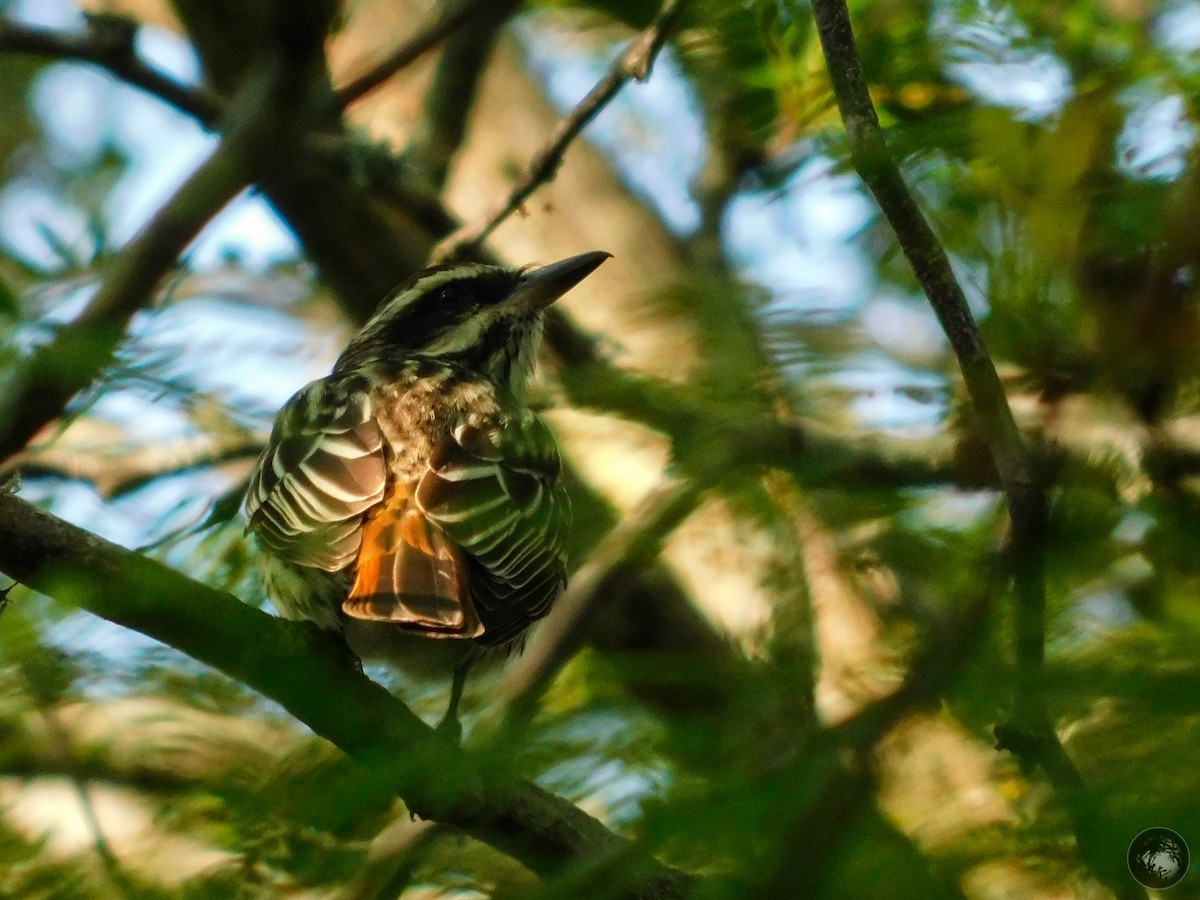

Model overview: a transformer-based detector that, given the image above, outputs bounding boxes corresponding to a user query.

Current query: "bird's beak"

[512,250,612,310]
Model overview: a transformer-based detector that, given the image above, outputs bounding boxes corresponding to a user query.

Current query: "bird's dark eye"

[436,283,480,311]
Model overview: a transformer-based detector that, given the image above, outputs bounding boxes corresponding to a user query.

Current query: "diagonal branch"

[807,0,1048,730]
[432,0,691,261]
[749,534,1006,896]
[331,0,502,110]
[21,672,136,894]
[829,544,1005,751]
[805,2,1143,896]
[0,2,335,465]
[0,491,695,897]
[809,1,1029,495]
[0,58,318,464]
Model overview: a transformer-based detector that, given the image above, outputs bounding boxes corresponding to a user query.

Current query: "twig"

[1031,736,1143,898]
[5,433,263,500]
[32,701,134,896]
[758,472,819,733]
[0,16,223,127]
[0,491,696,897]
[11,623,135,894]
[433,0,691,261]
[339,817,440,900]
[829,544,1005,750]
[753,539,1004,897]
[331,0,500,110]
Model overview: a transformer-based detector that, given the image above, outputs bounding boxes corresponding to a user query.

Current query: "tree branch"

[0,491,695,897]
[0,8,336,464]
[339,816,441,900]
[745,537,1005,896]
[808,0,1049,735]
[829,545,1005,751]
[5,431,262,499]
[0,15,223,126]
[0,14,468,311]
[0,16,430,316]
[331,0,501,110]
[432,0,691,262]
[810,1,1030,497]
[25,689,135,894]
[0,81,264,462]
[805,3,1141,895]
[31,6,1187,506]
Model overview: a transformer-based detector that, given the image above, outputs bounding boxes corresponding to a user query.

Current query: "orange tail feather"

[345,494,481,638]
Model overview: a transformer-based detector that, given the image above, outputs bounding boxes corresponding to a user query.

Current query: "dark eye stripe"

[358,269,523,354]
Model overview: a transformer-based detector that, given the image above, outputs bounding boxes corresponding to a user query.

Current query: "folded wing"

[248,380,569,646]
[245,377,386,571]
[413,411,571,647]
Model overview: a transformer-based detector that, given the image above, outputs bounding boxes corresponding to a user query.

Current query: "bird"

[243,251,610,735]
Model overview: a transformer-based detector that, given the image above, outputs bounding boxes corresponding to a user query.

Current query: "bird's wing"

[413,410,571,647]
[245,377,386,571]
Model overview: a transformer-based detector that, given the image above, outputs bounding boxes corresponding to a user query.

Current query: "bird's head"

[340,251,610,393]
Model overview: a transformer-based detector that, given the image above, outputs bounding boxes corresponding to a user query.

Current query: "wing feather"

[415,411,570,646]
[245,377,386,571]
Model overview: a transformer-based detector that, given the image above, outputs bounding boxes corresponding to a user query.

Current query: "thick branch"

[433,0,691,261]
[0,491,694,897]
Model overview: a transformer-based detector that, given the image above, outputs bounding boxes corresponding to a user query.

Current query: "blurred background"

[0,0,1198,896]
